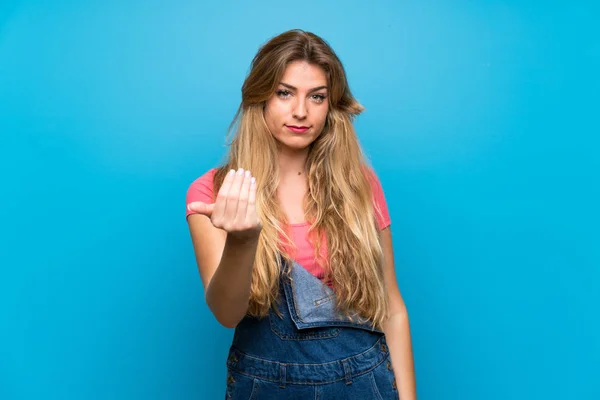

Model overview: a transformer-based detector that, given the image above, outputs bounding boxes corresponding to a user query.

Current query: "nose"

[292,98,307,120]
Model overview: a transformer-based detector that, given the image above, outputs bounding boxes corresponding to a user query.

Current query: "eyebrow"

[279,82,328,93]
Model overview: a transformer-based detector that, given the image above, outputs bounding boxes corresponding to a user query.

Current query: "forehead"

[280,61,328,89]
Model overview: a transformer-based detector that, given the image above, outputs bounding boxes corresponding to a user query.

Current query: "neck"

[278,146,309,178]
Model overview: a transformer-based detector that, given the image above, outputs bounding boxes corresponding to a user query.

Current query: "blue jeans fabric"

[225,262,399,399]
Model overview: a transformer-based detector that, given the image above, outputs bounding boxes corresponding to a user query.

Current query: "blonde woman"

[186,29,416,399]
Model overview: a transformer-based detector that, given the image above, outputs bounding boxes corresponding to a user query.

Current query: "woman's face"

[264,61,329,153]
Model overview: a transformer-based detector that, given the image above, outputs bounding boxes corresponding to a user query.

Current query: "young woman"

[186,29,416,399]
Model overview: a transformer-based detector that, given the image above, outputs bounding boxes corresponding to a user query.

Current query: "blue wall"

[1,1,598,399]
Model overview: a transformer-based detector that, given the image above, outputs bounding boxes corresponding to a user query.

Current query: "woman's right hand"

[187,168,262,241]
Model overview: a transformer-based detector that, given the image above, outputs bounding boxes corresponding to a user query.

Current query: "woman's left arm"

[380,226,417,400]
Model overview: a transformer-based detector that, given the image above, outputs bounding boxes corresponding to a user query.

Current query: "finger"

[187,202,215,216]
[212,169,235,221]
[224,168,246,219]
[235,170,252,224]
[246,176,258,224]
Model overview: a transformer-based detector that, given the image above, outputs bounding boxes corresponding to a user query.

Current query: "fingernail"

[237,168,244,175]
[245,170,251,178]
[251,177,256,185]
[228,169,235,176]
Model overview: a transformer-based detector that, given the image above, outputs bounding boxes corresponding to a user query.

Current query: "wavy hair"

[213,29,388,329]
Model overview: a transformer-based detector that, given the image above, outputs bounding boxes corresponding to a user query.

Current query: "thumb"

[187,201,215,216]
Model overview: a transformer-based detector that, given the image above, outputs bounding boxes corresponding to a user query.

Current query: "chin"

[284,143,312,152]
[273,132,312,145]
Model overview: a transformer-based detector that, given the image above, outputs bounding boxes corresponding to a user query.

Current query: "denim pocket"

[226,369,257,400]
[370,355,399,400]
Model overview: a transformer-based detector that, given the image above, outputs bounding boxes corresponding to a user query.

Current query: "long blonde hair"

[213,29,388,328]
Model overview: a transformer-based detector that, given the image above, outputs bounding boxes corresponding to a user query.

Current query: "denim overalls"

[225,261,399,399]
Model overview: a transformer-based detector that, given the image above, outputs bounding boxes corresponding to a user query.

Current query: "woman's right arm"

[187,168,262,328]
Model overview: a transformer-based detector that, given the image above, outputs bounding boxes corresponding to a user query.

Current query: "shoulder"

[363,166,391,230]
[363,166,384,192]
[188,167,218,190]
[191,167,218,185]
[186,168,219,204]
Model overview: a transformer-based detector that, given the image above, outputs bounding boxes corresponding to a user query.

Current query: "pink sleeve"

[366,168,391,230]
[185,168,218,219]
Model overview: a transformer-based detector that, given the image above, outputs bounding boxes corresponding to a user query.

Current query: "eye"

[311,94,327,103]
[276,89,292,99]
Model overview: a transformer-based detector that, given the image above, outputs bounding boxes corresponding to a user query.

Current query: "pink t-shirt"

[186,168,391,281]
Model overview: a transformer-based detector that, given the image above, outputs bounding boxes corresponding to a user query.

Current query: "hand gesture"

[187,168,262,240]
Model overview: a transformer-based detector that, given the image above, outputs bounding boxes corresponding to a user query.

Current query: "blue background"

[1,1,598,399]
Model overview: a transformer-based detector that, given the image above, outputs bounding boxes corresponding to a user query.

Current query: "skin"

[187,60,416,399]
[265,61,330,223]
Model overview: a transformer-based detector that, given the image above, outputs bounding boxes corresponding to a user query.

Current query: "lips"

[286,125,310,133]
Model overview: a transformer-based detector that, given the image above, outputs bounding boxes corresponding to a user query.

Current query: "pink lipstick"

[286,125,309,133]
